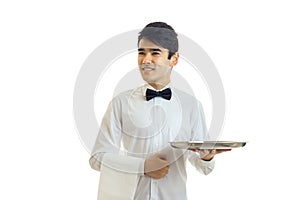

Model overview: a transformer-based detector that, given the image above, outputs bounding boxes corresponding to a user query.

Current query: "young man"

[90,22,228,200]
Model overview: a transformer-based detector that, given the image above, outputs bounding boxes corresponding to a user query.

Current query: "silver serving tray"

[170,141,247,150]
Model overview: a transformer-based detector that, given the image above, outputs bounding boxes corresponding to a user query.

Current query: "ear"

[170,52,179,66]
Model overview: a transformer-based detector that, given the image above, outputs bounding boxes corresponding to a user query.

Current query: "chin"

[142,78,152,83]
[143,79,157,85]
[142,75,153,82]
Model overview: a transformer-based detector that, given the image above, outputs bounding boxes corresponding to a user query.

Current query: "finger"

[199,149,210,155]
[153,170,166,179]
[152,173,161,179]
[208,149,217,156]
[161,167,169,176]
[201,149,216,159]
[216,149,232,154]
[188,148,199,152]
[159,168,168,175]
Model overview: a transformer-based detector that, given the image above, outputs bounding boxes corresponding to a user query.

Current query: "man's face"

[138,38,178,88]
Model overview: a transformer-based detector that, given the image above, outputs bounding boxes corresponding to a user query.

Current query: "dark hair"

[138,22,178,59]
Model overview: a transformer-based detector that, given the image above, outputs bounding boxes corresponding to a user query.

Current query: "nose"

[142,53,152,64]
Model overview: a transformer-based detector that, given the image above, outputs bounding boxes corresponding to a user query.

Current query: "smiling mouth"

[141,65,155,71]
[142,67,154,71]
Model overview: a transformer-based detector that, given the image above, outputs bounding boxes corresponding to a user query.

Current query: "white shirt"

[90,83,215,200]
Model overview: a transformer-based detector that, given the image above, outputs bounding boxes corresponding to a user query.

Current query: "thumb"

[206,149,216,158]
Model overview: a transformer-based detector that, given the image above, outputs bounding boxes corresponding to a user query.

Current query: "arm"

[188,101,215,175]
[89,98,145,175]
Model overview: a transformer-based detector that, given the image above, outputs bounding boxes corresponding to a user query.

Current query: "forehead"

[138,38,168,51]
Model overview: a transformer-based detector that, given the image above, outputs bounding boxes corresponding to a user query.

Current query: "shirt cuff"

[198,157,215,166]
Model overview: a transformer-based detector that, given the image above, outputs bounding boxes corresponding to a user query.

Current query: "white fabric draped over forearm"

[89,152,145,175]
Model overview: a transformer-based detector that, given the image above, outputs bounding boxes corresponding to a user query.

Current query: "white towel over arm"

[98,155,139,200]
[97,153,144,200]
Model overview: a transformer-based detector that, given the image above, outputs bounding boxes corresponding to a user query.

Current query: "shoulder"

[172,88,199,105]
[172,88,205,114]
[111,85,144,105]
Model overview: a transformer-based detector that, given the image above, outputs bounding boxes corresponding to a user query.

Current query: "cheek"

[159,57,171,66]
[137,57,142,64]
[156,66,170,74]
[154,58,167,66]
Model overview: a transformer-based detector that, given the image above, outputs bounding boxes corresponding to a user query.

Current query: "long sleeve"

[188,101,215,175]
[89,98,145,175]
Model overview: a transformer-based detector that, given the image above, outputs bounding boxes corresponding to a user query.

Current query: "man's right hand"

[144,153,170,179]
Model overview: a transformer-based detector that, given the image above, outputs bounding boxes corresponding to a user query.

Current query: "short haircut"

[138,22,178,59]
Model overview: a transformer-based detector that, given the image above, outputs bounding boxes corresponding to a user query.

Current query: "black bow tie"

[146,88,172,101]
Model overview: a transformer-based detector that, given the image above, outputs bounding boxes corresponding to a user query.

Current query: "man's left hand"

[189,149,232,161]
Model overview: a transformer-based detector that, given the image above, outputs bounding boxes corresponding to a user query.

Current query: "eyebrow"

[138,48,162,52]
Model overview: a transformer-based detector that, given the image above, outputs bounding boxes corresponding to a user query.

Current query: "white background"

[1,0,299,199]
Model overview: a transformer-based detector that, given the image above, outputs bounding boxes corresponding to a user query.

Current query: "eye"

[152,52,160,55]
[138,52,145,55]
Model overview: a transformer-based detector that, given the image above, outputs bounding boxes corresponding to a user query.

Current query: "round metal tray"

[170,141,247,150]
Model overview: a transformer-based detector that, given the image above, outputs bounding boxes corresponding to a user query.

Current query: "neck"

[148,80,170,90]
